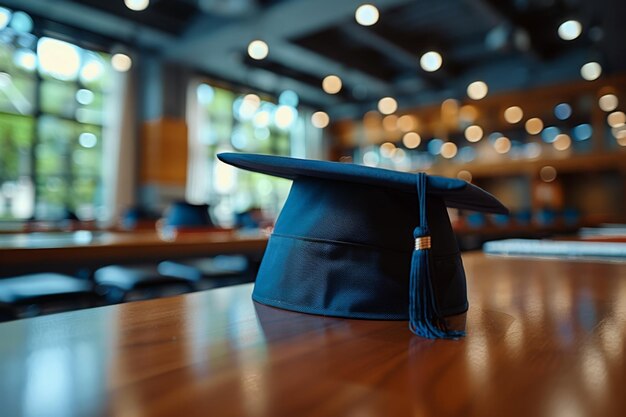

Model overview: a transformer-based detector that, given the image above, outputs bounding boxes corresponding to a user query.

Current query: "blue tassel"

[409,174,465,340]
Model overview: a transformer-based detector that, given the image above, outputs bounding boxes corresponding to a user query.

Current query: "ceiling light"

[467,81,488,100]
[311,111,330,128]
[279,90,299,107]
[457,170,472,182]
[554,103,572,120]
[494,136,511,154]
[573,123,592,141]
[558,20,582,41]
[504,106,523,124]
[355,4,379,26]
[124,0,150,11]
[614,127,626,146]
[540,166,557,182]
[248,40,269,60]
[322,75,342,94]
[274,105,297,129]
[553,134,572,151]
[598,94,618,112]
[111,53,132,72]
[607,111,626,128]
[397,114,418,132]
[458,146,476,163]
[402,132,421,149]
[378,97,398,115]
[525,117,543,135]
[420,51,442,72]
[382,115,398,131]
[464,125,483,142]
[428,138,443,155]
[581,62,602,81]
[380,142,396,158]
[541,126,560,143]
[459,105,478,122]
[441,142,458,159]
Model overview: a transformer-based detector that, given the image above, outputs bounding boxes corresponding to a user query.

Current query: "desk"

[1,253,625,417]
[0,231,268,275]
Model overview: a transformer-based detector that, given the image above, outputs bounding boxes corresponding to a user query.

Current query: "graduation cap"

[218,153,507,339]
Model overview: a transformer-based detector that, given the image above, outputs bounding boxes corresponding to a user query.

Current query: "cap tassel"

[409,174,465,340]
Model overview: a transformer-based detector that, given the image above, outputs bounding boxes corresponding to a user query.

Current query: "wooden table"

[1,253,625,417]
[0,230,268,275]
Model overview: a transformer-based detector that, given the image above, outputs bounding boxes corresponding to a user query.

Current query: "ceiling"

[2,0,625,118]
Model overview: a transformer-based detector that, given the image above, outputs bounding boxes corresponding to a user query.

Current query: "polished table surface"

[0,252,625,417]
[0,230,268,274]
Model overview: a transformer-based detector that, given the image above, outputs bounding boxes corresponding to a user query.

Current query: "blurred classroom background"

[0,0,625,319]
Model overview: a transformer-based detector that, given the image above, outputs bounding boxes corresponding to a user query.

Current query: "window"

[0,8,113,221]
[188,82,321,225]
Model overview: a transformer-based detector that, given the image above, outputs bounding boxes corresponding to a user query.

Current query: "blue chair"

[159,201,252,288]
[0,273,98,321]
[94,265,197,303]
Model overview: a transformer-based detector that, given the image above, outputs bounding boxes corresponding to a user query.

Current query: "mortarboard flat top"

[218,152,507,214]
[218,152,508,339]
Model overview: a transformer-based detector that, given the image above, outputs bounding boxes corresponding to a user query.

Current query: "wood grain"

[0,253,625,417]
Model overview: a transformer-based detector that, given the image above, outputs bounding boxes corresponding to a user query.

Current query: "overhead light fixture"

[111,53,132,72]
[402,132,421,149]
[419,51,442,72]
[322,75,342,94]
[554,103,572,120]
[311,111,330,128]
[525,117,543,135]
[553,134,572,151]
[248,40,269,60]
[540,166,557,182]
[279,90,299,107]
[504,106,523,124]
[274,105,298,129]
[494,136,511,154]
[607,111,625,128]
[598,94,618,112]
[124,0,150,11]
[558,20,582,41]
[377,97,397,115]
[467,81,488,100]
[397,114,417,132]
[464,125,483,142]
[440,142,458,159]
[580,61,602,81]
[380,142,396,158]
[355,4,379,26]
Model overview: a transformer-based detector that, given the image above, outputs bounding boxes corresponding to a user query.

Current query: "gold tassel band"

[415,236,432,250]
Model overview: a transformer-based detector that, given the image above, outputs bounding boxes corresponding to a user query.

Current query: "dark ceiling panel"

[291,26,405,82]
[67,0,199,34]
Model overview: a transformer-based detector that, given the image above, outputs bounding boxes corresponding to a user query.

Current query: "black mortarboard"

[218,153,507,339]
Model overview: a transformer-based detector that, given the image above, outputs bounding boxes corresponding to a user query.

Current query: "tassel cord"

[408,173,465,340]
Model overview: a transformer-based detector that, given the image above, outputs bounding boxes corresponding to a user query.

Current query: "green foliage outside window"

[0,12,111,221]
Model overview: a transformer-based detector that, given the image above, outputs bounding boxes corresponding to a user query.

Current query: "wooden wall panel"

[140,117,188,186]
